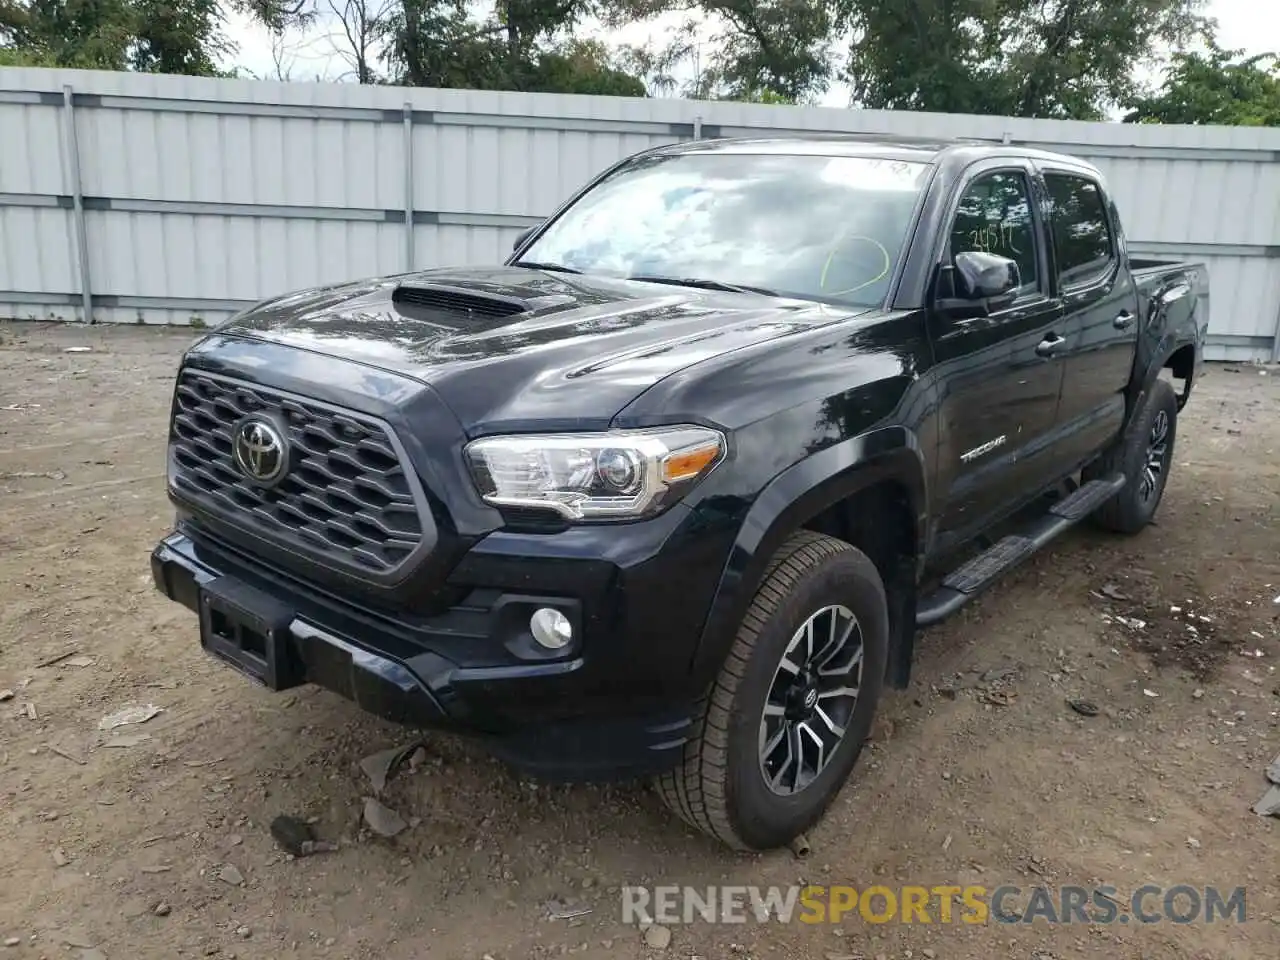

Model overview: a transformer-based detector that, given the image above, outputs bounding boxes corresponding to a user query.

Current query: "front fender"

[688,425,927,685]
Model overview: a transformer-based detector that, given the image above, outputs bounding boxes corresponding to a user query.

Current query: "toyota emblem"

[232,417,288,485]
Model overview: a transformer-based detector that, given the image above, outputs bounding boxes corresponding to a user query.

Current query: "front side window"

[1044,173,1114,286]
[520,151,933,308]
[948,170,1040,293]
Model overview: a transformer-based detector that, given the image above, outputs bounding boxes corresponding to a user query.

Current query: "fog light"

[530,607,573,650]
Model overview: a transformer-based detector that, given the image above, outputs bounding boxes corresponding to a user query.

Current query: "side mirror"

[934,252,1020,318]
[954,250,1019,307]
[512,224,540,251]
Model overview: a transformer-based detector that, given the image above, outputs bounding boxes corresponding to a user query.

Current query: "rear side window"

[1045,174,1114,286]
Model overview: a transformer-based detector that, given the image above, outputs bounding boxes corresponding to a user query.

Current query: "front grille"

[169,371,426,579]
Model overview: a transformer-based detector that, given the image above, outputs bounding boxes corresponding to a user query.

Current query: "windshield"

[519,151,932,307]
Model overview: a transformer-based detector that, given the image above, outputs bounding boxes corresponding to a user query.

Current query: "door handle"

[1035,334,1066,358]
[1113,311,1136,329]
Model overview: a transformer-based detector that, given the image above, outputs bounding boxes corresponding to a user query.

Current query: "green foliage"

[1,0,137,69]
[131,0,232,74]
[839,0,1211,119]
[2,0,1274,125]
[0,42,57,65]
[530,39,646,96]
[381,0,646,95]
[607,0,830,103]
[1123,43,1280,125]
[0,0,233,74]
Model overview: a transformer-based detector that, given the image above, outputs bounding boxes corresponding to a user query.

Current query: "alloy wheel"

[1139,408,1170,504]
[758,604,864,796]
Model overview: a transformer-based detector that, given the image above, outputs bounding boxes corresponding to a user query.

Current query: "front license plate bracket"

[198,576,303,691]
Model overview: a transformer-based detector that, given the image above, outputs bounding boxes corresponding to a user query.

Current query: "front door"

[1039,168,1139,468]
[929,164,1068,546]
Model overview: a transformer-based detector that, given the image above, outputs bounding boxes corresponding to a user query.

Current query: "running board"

[916,474,1126,627]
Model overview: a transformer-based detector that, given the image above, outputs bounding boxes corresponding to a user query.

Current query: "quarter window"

[1044,174,1114,286]
[949,171,1039,294]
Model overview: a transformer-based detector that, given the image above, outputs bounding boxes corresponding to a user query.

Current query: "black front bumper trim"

[150,532,693,781]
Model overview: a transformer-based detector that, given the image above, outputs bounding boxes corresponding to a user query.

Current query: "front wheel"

[655,532,888,850]
[1085,377,1179,534]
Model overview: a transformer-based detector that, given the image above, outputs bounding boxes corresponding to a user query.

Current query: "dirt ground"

[1,320,1278,960]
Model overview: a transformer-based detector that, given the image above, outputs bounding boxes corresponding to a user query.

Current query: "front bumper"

[150,525,717,781]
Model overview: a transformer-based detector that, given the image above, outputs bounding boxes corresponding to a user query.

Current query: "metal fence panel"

[1,66,1278,360]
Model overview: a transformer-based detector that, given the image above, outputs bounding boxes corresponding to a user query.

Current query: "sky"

[221,0,1278,110]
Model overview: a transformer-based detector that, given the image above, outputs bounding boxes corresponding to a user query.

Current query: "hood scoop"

[393,282,532,319]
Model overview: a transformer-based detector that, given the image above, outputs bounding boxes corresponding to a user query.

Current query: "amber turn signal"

[661,441,723,483]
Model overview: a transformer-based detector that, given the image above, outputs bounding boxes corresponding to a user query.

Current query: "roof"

[653,134,1100,173]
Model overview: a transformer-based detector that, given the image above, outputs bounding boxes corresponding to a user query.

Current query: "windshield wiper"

[511,260,582,274]
[627,274,778,297]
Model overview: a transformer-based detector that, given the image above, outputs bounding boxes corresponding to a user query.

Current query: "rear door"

[929,161,1067,544]
[1038,167,1140,467]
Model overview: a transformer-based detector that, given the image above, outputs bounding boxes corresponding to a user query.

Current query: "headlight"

[465,426,726,521]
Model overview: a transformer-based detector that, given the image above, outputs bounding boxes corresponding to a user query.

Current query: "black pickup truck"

[151,135,1208,850]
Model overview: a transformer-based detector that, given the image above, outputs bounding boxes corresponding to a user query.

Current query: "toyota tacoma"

[151,135,1208,850]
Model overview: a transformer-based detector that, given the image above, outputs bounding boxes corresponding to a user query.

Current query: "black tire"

[1084,377,1179,534]
[655,531,889,851]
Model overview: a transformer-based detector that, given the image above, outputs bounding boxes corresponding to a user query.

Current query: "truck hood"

[216,265,870,433]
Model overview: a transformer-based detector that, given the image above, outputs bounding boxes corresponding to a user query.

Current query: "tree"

[326,0,394,82]
[606,0,832,103]
[0,0,251,74]
[131,0,232,75]
[0,0,140,69]
[839,0,1211,119]
[529,38,647,96]
[381,0,649,95]
[1123,43,1280,125]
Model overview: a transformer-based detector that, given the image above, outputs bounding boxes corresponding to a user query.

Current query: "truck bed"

[1130,255,1204,280]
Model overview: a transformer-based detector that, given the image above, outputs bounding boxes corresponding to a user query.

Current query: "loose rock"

[1067,699,1099,717]
[154,902,172,917]
[269,814,314,856]
[981,665,1018,684]
[642,924,671,949]
[407,745,428,771]
[217,863,244,886]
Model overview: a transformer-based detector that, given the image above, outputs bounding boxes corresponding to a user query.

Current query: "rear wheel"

[1085,378,1178,534]
[655,531,888,850]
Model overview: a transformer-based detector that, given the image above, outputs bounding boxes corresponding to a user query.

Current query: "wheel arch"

[1130,270,1205,415]
[689,425,928,690]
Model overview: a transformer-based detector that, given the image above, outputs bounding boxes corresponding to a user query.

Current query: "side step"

[916,474,1126,627]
